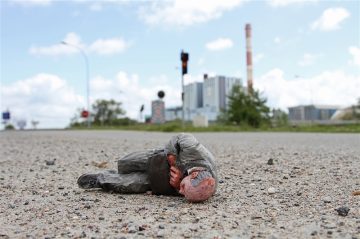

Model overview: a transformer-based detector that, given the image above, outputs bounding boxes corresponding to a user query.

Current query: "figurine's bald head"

[179,169,216,202]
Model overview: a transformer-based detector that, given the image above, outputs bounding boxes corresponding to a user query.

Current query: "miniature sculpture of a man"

[77,133,217,202]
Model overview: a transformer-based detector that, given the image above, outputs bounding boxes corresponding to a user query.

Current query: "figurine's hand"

[167,154,176,166]
[169,166,183,190]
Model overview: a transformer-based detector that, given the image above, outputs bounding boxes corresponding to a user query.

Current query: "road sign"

[2,111,10,120]
[81,110,89,118]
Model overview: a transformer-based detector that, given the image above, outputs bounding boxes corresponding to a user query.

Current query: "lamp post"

[61,41,91,128]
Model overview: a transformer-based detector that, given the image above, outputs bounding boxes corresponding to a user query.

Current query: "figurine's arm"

[167,154,183,190]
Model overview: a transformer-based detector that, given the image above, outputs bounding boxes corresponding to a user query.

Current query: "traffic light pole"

[181,74,185,129]
[180,50,188,129]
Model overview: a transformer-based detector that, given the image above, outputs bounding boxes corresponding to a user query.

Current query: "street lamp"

[61,41,91,128]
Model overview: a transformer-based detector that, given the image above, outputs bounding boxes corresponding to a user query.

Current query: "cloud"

[89,2,103,11]
[274,37,281,44]
[90,72,181,120]
[1,71,182,128]
[1,74,83,128]
[297,53,319,66]
[349,46,360,66]
[29,33,130,56]
[206,38,234,51]
[10,0,52,6]
[29,32,82,56]
[89,38,130,55]
[268,0,318,7]
[73,0,128,11]
[139,0,246,27]
[256,69,360,110]
[311,8,350,31]
[253,53,264,63]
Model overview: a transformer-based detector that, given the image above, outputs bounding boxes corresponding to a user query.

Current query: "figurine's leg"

[118,149,163,174]
[97,172,150,193]
[77,170,117,189]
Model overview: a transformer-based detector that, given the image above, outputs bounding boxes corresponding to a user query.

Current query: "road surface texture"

[0,131,359,238]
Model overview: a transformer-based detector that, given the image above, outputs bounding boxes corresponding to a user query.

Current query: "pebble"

[323,196,332,203]
[157,230,164,237]
[268,187,276,194]
[335,207,350,216]
[128,225,137,233]
[45,159,56,166]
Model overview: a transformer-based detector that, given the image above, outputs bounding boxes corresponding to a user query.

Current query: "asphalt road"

[0,131,359,238]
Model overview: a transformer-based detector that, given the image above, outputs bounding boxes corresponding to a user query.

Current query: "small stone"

[45,159,56,166]
[168,202,176,207]
[323,196,332,203]
[335,206,350,216]
[267,158,274,165]
[128,225,137,233]
[157,230,164,237]
[267,187,276,194]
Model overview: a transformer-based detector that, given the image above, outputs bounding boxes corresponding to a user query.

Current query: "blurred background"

[0,0,359,130]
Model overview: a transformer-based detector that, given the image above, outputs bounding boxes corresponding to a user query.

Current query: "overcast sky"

[1,0,359,128]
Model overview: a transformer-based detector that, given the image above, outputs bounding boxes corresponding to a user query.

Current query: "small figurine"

[77,133,217,202]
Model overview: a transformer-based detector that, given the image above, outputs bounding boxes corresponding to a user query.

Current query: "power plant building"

[184,82,203,111]
[180,74,241,121]
[203,75,241,120]
[288,105,340,122]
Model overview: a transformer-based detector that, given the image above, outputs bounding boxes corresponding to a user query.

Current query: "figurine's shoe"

[77,173,101,189]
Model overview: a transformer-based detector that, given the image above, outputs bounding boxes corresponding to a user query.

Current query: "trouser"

[96,149,162,193]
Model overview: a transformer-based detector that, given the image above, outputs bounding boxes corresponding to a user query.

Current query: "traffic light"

[180,51,189,75]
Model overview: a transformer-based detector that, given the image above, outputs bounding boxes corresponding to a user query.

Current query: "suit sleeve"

[164,133,218,185]
[147,152,178,196]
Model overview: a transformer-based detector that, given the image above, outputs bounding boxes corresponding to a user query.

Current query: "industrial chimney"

[245,23,253,94]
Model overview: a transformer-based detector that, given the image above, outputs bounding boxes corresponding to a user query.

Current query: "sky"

[0,0,359,129]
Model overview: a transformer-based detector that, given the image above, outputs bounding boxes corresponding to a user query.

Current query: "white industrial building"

[203,75,241,111]
[288,105,340,122]
[178,74,241,122]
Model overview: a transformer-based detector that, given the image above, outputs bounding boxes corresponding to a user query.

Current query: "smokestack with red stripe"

[245,23,253,94]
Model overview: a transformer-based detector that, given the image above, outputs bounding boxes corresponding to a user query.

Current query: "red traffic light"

[81,110,89,118]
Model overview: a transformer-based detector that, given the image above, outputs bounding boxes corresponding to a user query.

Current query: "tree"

[92,99,126,126]
[221,85,270,127]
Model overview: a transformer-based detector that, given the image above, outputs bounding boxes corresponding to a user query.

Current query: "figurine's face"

[179,170,216,202]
